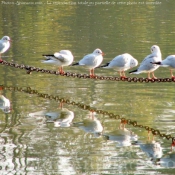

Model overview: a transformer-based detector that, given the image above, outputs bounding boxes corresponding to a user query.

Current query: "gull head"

[93,48,104,56]
[59,50,73,56]
[130,58,138,68]
[1,36,11,42]
[151,45,161,54]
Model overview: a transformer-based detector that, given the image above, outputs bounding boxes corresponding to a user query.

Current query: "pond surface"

[0,0,175,174]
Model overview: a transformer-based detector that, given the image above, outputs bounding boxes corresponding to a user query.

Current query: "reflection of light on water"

[0,137,16,173]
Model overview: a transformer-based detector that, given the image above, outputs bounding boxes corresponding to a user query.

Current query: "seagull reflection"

[29,108,74,128]
[103,124,138,146]
[160,152,175,168]
[45,108,74,127]
[0,95,11,113]
[73,115,103,137]
[138,141,163,161]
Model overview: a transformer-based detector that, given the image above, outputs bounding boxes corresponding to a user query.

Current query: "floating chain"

[0,60,175,83]
[1,85,174,144]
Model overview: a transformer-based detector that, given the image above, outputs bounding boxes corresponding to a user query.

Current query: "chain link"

[0,84,174,144]
[1,60,175,83]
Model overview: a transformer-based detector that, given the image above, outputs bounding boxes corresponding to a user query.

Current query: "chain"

[0,60,175,83]
[1,85,174,144]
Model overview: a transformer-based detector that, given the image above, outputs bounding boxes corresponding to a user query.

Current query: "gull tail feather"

[129,69,139,74]
[71,62,79,66]
[97,62,110,68]
[150,61,161,65]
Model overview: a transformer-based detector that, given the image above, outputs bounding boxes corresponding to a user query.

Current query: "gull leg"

[152,72,157,79]
[89,69,92,77]
[90,69,95,78]
[0,54,2,62]
[120,71,126,78]
[122,71,126,78]
[92,69,95,77]
[147,72,151,79]
[170,69,175,79]
[59,67,64,74]
[119,71,122,77]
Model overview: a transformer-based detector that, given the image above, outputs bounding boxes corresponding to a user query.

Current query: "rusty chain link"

[0,85,174,144]
[1,60,175,83]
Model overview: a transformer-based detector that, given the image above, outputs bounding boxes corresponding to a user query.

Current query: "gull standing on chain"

[99,53,138,78]
[151,55,175,79]
[42,50,74,74]
[129,45,162,79]
[72,48,104,78]
[0,36,11,61]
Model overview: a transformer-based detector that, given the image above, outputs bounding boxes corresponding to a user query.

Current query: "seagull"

[42,50,74,74]
[0,36,11,61]
[129,45,162,79]
[151,55,175,79]
[99,53,138,78]
[72,48,104,77]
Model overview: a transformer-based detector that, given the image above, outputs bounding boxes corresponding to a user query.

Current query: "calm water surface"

[0,0,175,174]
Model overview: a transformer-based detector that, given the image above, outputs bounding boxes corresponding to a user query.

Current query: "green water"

[0,0,175,174]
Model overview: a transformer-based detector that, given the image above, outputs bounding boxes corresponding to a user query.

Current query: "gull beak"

[102,52,105,56]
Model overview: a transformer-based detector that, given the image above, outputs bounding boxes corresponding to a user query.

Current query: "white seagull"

[42,50,74,74]
[0,36,11,61]
[151,55,175,79]
[72,48,104,77]
[129,45,162,79]
[100,53,138,78]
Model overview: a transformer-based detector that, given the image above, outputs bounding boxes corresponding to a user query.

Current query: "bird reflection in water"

[103,122,138,147]
[138,141,163,162]
[0,91,11,113]
[73,112,103,137]
[29,107,74,128]
[45,108,74,127]
[159,152,175,168]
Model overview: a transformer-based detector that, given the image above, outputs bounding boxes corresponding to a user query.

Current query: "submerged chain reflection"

[0,84,175,146]
[0,60,175,83]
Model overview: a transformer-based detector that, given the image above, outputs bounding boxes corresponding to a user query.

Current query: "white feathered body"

[130,45,162,74]
[0,36,10,54]
[79,52,103,69]
[42,50,74,67]
[103,53,138,71]
[160,55,175,68]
